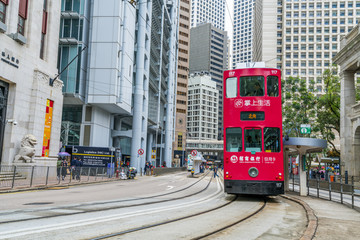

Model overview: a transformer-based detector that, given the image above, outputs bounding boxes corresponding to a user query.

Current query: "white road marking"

[0,177,224,239]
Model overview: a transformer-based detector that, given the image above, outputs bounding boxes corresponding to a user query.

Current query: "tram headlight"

[248,167,259,178]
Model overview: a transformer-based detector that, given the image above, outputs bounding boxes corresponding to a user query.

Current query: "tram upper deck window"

[226,77,237,98]
[226,128,242,152]
[264,128,281,152]
[240,76,264,97]
[267,76,279,97]
[244,128,262,153]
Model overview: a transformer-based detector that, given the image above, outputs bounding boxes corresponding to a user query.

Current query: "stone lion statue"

[14,134,37,163]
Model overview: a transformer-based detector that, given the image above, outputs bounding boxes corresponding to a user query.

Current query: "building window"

[40,0,48,59]
[0,0,8,24]
[18,0,28,35]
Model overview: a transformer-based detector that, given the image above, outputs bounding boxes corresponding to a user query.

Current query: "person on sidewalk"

[57,157,62,180]
[61,158,68,181]
[144,161,149,175]
[74,157,83,180]
[71,157,77,179]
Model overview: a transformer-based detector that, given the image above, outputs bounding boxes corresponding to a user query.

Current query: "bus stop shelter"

[283,137,327,196]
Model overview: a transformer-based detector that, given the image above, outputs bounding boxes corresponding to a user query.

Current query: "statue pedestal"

[13,157,58,179]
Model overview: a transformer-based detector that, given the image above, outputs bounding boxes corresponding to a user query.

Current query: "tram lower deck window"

[264,128,281,152]
[226,128,242,152]
[244,128,262,152]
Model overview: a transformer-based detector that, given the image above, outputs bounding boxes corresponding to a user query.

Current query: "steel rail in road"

[90,177,267,240]
[0,174,224,239]
[89,176,235,240]
[0,172,211,225]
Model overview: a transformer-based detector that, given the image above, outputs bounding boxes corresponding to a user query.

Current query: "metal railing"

[0,165,131,190]
[289,174,360,211]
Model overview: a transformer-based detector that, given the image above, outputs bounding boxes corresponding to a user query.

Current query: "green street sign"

[300,124,311,134]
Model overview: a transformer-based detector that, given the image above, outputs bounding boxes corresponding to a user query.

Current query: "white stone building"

[187,73,218,140]
[0,0,63,165]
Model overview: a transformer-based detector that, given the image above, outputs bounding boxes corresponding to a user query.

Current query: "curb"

[281,194,318,240]
[0,179,123,194]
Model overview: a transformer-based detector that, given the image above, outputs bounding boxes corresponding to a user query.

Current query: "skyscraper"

[189,23,228,139]
[190,0,226,31]
[253,0,359,93]
[187,73,218,140]
[58,0,179,170]
[173,0,191,166]
[232,0,255,68]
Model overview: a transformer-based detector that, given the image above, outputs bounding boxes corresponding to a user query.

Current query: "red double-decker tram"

[223,65,284,195]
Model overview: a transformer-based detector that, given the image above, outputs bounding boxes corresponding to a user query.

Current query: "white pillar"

[340,71,356,176]
[164,2,179,168]
[131,2,151,170]
[298,150,307,196]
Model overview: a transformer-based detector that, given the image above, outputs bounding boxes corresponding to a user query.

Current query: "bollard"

[307,172,310,196]
[11,166,17,189]
[340,175,343,204]
[45,166,49,186]
[328,176,332,201]
[58,167,62,184]
[87,167,91,181]
[30,166,35,187]
[351,176,354,209]
[345,170,348,184]
[95,168,98,181]
[317,177,320,198]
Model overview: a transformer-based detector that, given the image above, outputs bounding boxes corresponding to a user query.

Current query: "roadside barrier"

[0,165,131,190]
[289,174,360,211]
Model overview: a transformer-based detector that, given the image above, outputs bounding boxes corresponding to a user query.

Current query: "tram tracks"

[0,174,225,239]
[90,177,267,240]
[0,172,211,224]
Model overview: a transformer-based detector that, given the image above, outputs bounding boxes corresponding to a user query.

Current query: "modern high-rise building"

[253,0,359,94]
[58,0,178,170]
[187,73,218,140]
[232,0,255,68]
[0,0,63,165]
[189,23,228,139]
[173,0,190,166]
[190,0,226,31]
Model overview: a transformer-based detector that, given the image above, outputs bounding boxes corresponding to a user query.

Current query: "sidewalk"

[285,192,360,240]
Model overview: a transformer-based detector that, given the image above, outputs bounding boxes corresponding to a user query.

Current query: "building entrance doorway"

[0,81,9,164]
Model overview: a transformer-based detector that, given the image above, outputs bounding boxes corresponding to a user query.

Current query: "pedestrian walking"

[57,157,62,180]
[61,158,68,180]
[144,161,149,175]
[71,157,77,179]
[75,157,83,180]
[213,165,219,178]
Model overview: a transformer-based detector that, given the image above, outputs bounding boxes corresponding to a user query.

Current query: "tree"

[282,77,318,137]
[315,68,340,155]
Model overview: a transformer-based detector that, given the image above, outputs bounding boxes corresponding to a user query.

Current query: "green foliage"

[315,69,340,154]
[282,68,341,155]
[282,76,318,137]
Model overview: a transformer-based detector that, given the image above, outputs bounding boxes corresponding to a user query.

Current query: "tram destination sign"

[240,111,265,121]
